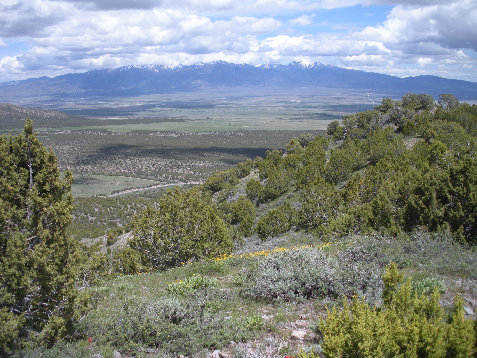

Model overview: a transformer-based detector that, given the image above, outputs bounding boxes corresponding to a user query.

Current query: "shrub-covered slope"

[2,93,476,357]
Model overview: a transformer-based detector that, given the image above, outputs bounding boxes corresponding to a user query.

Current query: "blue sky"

[0,0,476,82]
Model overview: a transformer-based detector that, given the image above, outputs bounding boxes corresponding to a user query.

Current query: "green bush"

[236,160,255,178]
[298,177,342,233]
[202,169,239,194]
[129,187,233,270]
[364,127,406,165]
[228,196,256,238]
[295,136,327,188]
[111,246,144,275]
[318,263,475,358]
[326,120,340,137]
[402,93,435,112]
[165,275,217,296]
[245,178,263,203]
[341,110,382,140]
[258,149,284,180]
[256,202,295,240]
[244,314,264,331]
[325,139,366,184]
[259,169,289,203]
[411,276,446,295]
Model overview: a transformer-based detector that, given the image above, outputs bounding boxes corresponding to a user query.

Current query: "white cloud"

[417,57,432,66]
[0,55,24,81]
[260,34,391,58]
[231,17,281,34]
[289,14,314,26]
[3,7,283,76]
[360,1,477,52]
[344,54,390,66]
[343,0,477,79]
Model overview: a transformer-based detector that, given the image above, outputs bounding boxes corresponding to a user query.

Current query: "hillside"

[1,93,476,357]
[0,102,132,131]
[1,62,477,105]
[0,103,90,131]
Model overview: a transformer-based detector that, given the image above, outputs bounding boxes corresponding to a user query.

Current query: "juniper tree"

[0,120,86,352]
[129,187,232,270]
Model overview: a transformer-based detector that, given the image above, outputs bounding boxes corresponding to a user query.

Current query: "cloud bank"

[0,0,476,82]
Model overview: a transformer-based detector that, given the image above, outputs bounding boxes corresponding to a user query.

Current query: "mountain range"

[1,61,477,104]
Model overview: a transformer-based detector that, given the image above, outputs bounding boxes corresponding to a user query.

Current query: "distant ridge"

[0,102,86,130]
[1,61,476,103]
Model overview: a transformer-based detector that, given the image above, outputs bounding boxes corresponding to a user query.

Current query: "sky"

[0,0,476,83]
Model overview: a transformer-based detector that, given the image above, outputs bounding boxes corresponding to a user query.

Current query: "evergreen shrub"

[256,202,295,240]
[318,263,476,357]
[129,187,233,270]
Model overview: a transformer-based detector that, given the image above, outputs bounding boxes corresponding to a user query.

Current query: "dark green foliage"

[129,187,233,270]
[283,139,304,178]
[256,202,295,240]
[402,92,435,111]
[327,120,344,141]
[111,246,144,275]
[325,139,366,184]
[285,94,477,242]
[294,136,327,188]
[216,195,256,241]
[375,97,398,113]
[438,94,459,109]
[228,196,256,238]
[326,120,340,137]
[319,264,475,358]
[298,177,342,234]
[0,121,88,352]
[364,127,406,165]
[439,102,477,136]
[285,137,304,155]
[236,159,255,178]
[430,120,475,154]
[245,178,263,203]
[295,133,315,147]
[258,149,284,180]
[342,110,382,139]
[250,148,293,203]
[402,142,477,241]
[202,168,239,194]
[259,169,290,203]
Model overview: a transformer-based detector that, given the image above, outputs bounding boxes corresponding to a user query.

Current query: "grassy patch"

[71,174,159,198]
